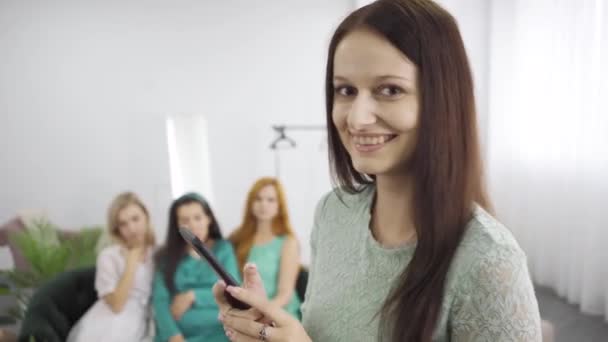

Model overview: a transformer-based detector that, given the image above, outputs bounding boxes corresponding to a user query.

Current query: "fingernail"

[245,262,257,270]
[218,280,226,287]
[218,313,224,322]
[226,330,233,338]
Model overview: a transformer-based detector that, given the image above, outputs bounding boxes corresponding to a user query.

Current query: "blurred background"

[0,0,607,341]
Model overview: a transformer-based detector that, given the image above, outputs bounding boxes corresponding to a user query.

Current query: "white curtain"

[487,0,608,320]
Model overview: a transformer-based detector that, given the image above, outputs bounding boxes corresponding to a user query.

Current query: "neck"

[256,220,274,235]
[372,173,417,247]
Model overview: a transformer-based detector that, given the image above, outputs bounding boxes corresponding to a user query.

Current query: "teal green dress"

[152,239,240,342]
[247,235,302,319]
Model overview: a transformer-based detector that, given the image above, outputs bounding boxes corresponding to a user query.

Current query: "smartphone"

[178,227,251,310]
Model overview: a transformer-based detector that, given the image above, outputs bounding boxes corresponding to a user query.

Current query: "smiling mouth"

[351,134,397,152]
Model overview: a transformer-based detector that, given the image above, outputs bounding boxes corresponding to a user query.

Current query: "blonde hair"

[229,177,295,271]
[107,192,155,247]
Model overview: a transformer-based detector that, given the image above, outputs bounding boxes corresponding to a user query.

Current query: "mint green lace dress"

[248,236,302,319]
[301,187,542,341]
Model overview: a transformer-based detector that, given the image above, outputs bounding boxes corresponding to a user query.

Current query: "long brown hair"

[155,192,224,294]
[325,0,490,340]
[107,192,155,247]
[230,177,295,271]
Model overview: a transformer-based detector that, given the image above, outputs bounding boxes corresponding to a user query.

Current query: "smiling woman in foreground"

[213,0,542,341]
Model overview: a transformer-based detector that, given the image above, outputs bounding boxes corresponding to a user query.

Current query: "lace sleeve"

[450,245,542,342]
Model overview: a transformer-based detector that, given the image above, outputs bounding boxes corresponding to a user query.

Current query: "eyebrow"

[333,75,413,82]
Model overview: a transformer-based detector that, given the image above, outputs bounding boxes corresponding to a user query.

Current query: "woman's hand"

[125,245,146,266]
[220,285,311,342]
[168,334,185,342]
[213,263,268,324]
[212,263,311,342]
[171,290,195,320]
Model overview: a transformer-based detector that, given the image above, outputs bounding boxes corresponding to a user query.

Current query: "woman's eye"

[334,85,356,97]
[378,85,404,97]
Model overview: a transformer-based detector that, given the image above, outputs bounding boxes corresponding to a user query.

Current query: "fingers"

[223,307,264,321]
[224,328,261,342]
[222,315,268,339]
[212,280,230,311]
[242,263,266,296]
[225,286,293,327]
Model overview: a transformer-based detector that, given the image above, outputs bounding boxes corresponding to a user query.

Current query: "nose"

[348,92,377,130]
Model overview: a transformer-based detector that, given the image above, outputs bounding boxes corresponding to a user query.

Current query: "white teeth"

[353,135,392,145]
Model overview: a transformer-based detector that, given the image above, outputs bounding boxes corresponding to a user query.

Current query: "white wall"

[0,0,489,267]
[0,0,351,266]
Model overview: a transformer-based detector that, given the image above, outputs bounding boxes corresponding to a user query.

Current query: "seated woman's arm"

[271,236,300,307]
[152,271,184,342]
[99,247,142,313]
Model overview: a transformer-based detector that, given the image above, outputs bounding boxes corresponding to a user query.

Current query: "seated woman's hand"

[220,285,311,342]
[171,290,195,320]
[168,334,185,342]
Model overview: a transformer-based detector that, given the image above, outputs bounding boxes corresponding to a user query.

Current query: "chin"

[351,159,386,176]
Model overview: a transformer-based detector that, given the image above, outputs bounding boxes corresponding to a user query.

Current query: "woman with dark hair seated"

[152,193,239,342]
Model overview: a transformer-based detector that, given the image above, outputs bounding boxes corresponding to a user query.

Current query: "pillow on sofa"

[0,217,28,270]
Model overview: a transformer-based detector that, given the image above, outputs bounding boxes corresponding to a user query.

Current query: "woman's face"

[117,204,149,248]
[332,28,420,177]
[252,185,280,223]
[177,202,211,242]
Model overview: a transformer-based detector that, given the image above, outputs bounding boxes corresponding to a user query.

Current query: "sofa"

[18,267,97,342]
[17,265,310,342]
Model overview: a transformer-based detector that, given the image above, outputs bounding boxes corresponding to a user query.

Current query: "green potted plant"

[0,218,104,322]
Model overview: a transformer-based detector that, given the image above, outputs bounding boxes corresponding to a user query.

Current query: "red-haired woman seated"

[229,177,301,319]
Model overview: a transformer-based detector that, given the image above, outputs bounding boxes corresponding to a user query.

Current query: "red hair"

[230,177,295,271]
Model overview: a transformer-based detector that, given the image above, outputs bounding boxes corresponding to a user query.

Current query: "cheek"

[136,219,148,231]
[270,203,279,213]
[203,217,213,230]
[384,100,419,132]
[117,227,127,239]
[332,109,351,146]
[252,202,261,211]
[332,104,349,128]
[192,221,209,238]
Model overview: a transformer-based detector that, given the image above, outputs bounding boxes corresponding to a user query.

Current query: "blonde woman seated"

[230,177,302,319]
[67,192,156,342]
